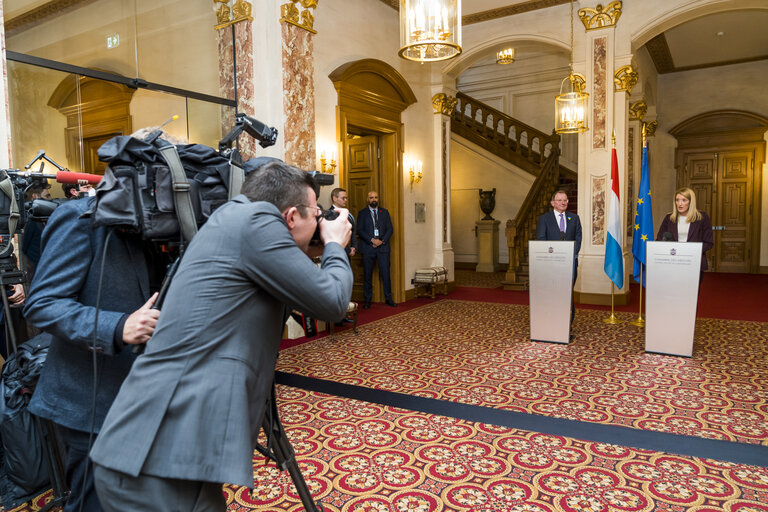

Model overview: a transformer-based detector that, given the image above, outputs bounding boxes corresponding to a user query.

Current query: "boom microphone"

[54,171,102,185]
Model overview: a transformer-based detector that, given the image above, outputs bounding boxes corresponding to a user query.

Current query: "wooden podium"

[529,240,574,344]
[645,241,702,357]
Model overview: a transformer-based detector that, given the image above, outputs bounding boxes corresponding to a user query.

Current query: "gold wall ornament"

[578,1,622,31]
[432,93,458,116]
[570,72,586,93]
[643,120,658,137]
[280,0,317,34]
[214,0,253,30]
[629,100,647,121]
[614,65,638,93]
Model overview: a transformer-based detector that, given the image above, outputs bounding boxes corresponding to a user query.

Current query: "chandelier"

[496,48,515,65]
[399,0,462,63]
[555,0,589,134]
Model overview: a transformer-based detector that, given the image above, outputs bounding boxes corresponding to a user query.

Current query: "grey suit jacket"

[90,196,353,488]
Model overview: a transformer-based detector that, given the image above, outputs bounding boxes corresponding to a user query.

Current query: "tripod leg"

[33,418,70,511]
[260,387,325,512]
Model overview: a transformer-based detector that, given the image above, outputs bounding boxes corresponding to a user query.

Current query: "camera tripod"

[255,383,326,512]
[0,263,69,511]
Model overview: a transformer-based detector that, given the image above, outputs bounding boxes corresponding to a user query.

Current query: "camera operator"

[90,161,352,511]
[22,182,166,511]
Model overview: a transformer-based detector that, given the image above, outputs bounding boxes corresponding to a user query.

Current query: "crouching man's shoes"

[385,300,398,307]
[363,302,371,309]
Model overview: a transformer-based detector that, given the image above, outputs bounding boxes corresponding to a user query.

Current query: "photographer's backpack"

[90,132,270,242]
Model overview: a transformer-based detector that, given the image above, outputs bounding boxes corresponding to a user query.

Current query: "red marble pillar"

[280,23,315,170]
[217,21,257,159]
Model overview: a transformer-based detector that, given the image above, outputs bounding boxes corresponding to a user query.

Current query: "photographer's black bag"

[92,134,269,241]
[0,334,52,509]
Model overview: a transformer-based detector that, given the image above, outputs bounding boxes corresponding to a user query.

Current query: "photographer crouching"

[89,161,352,511]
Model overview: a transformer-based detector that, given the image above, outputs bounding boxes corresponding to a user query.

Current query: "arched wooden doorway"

[48,75,135,173]
[329,59,417,303]
[671,110,767,273]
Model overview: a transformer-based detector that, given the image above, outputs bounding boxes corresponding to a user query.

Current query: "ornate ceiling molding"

[4,0,96,34]
[578,1,622,31]
[645,33,675,74]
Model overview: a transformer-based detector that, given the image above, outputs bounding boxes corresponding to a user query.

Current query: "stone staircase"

[450,92,577,290]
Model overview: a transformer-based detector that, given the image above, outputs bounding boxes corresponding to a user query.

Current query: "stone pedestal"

[475,219,500,272]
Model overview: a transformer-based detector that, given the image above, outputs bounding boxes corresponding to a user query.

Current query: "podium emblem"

[548,247,554,253]
[670,248,677,256]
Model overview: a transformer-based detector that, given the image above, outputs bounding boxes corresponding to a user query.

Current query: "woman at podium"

[656,187,714,277]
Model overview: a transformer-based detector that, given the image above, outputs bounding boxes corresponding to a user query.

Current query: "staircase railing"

[502,149,563,289]
[452,91,560,176]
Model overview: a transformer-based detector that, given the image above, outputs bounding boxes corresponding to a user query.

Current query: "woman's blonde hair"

[670,187,701,223]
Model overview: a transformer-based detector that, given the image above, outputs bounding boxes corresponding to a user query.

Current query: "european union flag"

[632,145,654,285]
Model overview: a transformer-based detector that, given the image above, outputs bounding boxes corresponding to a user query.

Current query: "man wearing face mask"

[357,190,396,309]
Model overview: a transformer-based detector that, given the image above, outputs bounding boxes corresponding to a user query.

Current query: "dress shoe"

[342,318,354,324]
[385,300,398,307]
[363,302,371,309]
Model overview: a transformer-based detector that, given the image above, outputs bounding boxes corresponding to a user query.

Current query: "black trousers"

[93,464,226,512]
[362,250,392,303]
[57,425,102,512]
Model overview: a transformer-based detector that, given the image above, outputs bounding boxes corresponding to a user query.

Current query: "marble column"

[217,21,257,159]
[0,0,11,168]
[431,90,457,283]
[573,8,632,305]
[280,23,315,170]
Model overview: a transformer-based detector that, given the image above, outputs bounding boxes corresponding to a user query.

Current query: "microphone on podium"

[662,232,673,241]
[559,231,566,240]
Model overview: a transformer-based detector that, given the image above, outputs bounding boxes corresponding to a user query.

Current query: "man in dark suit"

[357,190,396,308]
[91,162,353,511]
[536,190,582,322]
[330,187,357,258]
[23,197,163,512]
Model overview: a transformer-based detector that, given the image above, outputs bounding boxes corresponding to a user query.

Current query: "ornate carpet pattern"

[221,386,768,512]
[276,300,768,445]
[454,269,506,288]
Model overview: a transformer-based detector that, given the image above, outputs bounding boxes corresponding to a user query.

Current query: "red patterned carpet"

[219,386,768,511]
[277,301,768,445]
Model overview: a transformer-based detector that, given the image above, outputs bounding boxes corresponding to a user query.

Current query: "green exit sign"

[106,34,119,49]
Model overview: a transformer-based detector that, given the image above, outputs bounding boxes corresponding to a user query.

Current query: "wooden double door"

[677,145,759,273]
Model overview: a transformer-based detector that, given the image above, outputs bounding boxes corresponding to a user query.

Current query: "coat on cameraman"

[23,197,160,512]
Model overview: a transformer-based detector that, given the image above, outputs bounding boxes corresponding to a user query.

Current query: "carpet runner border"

[275,371,768,469]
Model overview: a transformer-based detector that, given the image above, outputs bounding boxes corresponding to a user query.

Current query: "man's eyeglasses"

[297,204,325,221]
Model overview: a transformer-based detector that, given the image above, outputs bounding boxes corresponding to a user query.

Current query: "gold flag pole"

[630,266,645,326]
[631,124,647,327]
[603,283,621,324]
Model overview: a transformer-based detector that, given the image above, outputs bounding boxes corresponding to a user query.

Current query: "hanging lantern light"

[399,0,462,63]
[555,0,589,134]
[496,48,515,65]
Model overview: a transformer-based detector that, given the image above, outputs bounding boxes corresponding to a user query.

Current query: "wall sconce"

[319,149,336,174]
[408,158,423,191]
[496,47,515,64]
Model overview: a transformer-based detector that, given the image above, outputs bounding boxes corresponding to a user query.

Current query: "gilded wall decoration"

[578,1,622,31]
[280,0,317,34]
[614,65,638,93]
[592,175,606,245]
[644,120,658,137]
[442,119,448,243]
[432,93,458,116]
[629,100,647,121]
[592,36,607,150]
[281,23,316,169]
[214,0,253,30]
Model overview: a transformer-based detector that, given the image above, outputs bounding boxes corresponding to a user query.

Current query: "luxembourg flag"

[604,144,624,289]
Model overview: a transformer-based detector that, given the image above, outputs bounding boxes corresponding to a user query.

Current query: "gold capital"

[643,120,658,137]
[629,100,647,121]
[614,65,638,93]
[281,0,318,34]
[578,1,622,31]
[432,93,458,116]
[214,0,253,30]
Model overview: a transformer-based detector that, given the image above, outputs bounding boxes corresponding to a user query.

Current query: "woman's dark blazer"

[656,211,714,271]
